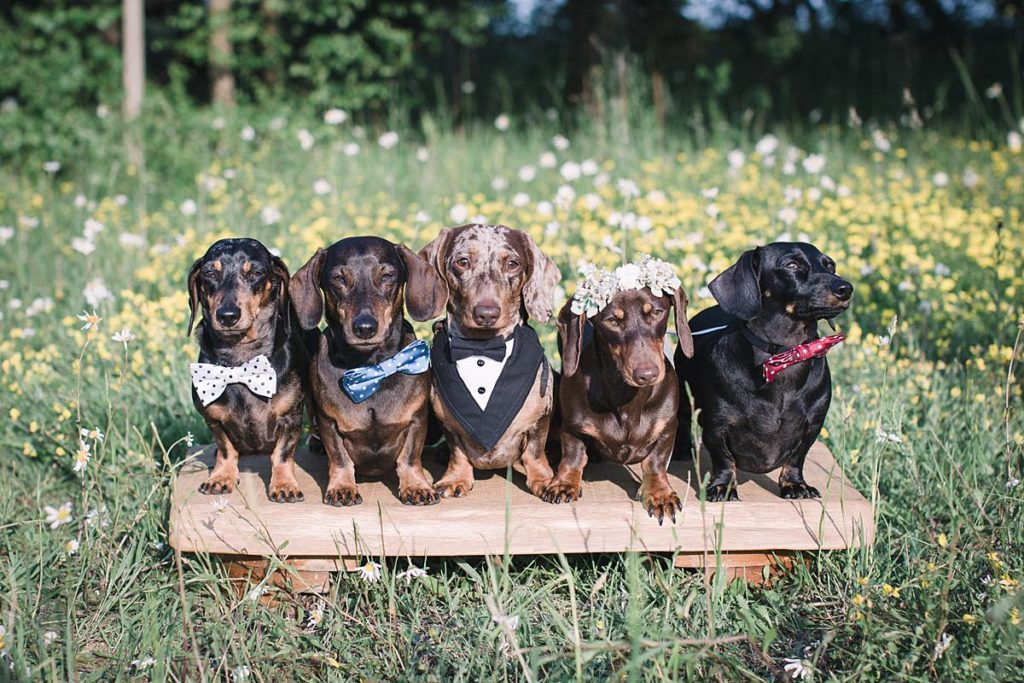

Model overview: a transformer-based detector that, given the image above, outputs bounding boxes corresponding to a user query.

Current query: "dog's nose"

[632,365,660,385]
[831,280,853,301]
[472,302,501,326]
[216,305,241,327]
[352,313,379,339]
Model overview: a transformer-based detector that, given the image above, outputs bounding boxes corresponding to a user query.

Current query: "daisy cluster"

[570,255,681,317]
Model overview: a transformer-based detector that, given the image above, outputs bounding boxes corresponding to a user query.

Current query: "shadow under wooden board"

[169,442,874,583]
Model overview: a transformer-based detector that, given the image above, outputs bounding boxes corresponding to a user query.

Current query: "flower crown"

[570,255,681,318]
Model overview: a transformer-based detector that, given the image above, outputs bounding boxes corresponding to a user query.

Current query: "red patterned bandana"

[762,334,845,383]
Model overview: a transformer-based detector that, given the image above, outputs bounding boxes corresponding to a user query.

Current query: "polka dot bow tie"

[341,339,430,404]
[190,354,277,406]
[763,334,845,383]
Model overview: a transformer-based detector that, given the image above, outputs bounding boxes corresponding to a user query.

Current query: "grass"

[0,106,1022,681]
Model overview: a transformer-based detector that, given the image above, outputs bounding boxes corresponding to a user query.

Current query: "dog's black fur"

[674,242,853,502]
[187,237,308,502]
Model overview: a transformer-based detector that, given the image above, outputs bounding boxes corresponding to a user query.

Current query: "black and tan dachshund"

[547,285,694,523]
[187,237,308,502]
[675,242,852,502]
[289,237,447,506]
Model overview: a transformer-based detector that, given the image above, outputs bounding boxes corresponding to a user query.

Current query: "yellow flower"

[963,614,978,624]
[9,407,20,421]
[937,533,948,547]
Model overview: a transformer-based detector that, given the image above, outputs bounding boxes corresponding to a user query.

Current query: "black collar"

[737,322,816,356]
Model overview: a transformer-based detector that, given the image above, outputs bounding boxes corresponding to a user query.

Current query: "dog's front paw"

[199,473,237,495]
[780,482,821,500]
[644,490,682,525]
[324,485,363,506]
[705,483,739,502]
[434,479,473,499]
[540,481,582,504]
[400,484,441,506]
[268,478,305,503]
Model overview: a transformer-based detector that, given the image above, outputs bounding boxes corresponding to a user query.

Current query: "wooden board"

[168,442,874,560]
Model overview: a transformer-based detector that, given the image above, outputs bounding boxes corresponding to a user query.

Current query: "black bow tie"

[449,334,509,362]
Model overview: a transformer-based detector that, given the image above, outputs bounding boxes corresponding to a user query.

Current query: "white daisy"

[324,108,348,125]
[356,560,382,582]
[112,328,134,347]
[66,539,80,555]
[378,131,399,149]
[494,114,510,131]
[44,502,73,529]
[77,310,102,331]
[397,566,428,583]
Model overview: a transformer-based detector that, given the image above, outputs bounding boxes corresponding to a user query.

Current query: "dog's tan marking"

[212,260,222,272]
[643,302,653,314]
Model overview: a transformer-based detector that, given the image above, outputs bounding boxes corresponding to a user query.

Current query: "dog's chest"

[576,400,669,464]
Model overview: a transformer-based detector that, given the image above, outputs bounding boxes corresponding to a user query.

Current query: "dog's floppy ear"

[418,227,452,305]
[186,257,202,337]
[672,286,695,359]
[397,243,447,321]
[709,248,761,320]
[289,248,325,330]
[521,232,561,323]
[557,300,586,377]
[271,255,292,333]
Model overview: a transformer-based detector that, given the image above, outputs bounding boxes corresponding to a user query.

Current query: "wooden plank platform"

[169,442,874,565]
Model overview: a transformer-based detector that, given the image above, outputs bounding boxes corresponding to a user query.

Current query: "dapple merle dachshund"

[419,224,561,500]
[290,237,447,506]
[549,279,695,523]
[187,237,308,502]
[675,242,852,502]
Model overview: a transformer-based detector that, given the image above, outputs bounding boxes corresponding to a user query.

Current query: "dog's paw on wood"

[705,483,739,502]
[433,479,473,499]
[268,479,305,503]
[399,484,441,506]
[779,481,821,500]
[199,473,238,495]
[644,489,682,525]
[539,480,582,504]
[324,485,363,506]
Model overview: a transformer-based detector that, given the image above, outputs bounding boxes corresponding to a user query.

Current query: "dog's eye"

[785,261,805,271]
[824,260,836,273]
[507,259,520,270]
[604,317,619,327]
[650,308,665,317]
[455,257,470,269]
[380,271,395,282]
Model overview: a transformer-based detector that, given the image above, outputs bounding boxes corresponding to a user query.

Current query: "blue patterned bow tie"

[340,339,430,403]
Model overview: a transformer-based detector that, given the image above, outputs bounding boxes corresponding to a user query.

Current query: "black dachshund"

[675,242,852,502]
[187,238,308,502]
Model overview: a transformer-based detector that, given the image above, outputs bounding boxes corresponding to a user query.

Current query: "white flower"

[512,192,530,207]
[131,657,156,670]
[343,142,360,157]
[614,263,643,290]
[71,237,96,255]
[84,278,113,307]
[231,665,251,681]
[871,129,891,153]
[313,179,332,196]
[571,255,680,317]
[616,178,640,198]
[701,187,719,199]
[119,232,146,249]
[783,658,811,679]
[932,172,949,187]
[727,150,745,170]
[260,206,281,225]
[414,210,430,223]
[80,426,105,442]
[705,203,720,218]
[1006,476,1020,489]
[755,134,780,156]
[78,310,102,330]
[114,194,128,206]
[83,218,105,239]
[324,108,348,125]
[43,631,58,646]
[555,184,576,209]
[73,440,91,473]
[962,168,980,189]
[25,297,53,316]
[784,186,802,204]
[494,114,510,131]
[552,135,570,150]
[43,160,61,173]
[461,80,476,94]
[85,506,110,528]
[0,226,13,242]
[518,165,536,182]
[449,203,469,223]
[184,432,195,448]
[932,632,954,661]
[211,116,226,130]
[580,159,599,176]
[874,427,903,444]
[306,602,326,629]
[212,498,228,513]
[240,126,256,142]
[297,128,315,151]
[802,154,826,174]
[1009,131,1023,153]
[491,176,508,191]
[19,215,39,229]
[378,131,399,149]
[398,566,428,583]
[583,193,601,210]
[536,201,553,216]
[985,82,1003,99]
[356,560,382,582]
[44,502,73,529]
[539,151,557,168]
[180,199,198,216]
[112,328,134,346]
[560,161,581,181]
[777,207,798,226]
[545,220,560,236]
[416,147,430,162]
[66,539,80,555]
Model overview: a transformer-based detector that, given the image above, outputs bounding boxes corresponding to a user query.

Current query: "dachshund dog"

[187,238,307,502]
[289,237,447,506]
[675,242,853,501]
[547,271,695,523]
[419,224,561,500]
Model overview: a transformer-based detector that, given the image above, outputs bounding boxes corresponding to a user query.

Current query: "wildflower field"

[1,111,1023,680]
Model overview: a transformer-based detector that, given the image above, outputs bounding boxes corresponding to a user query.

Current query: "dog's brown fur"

[290,237,446,506]
[419,224,560,498]
[187,238,307,502]
[547,287,694,523]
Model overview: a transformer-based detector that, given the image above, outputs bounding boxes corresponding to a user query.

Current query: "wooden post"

[121,0,144,120]
[209,0,235,106]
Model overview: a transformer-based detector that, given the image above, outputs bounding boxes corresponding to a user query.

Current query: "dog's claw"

[541,482,582,505]
[199,476,237,495]
[705,483,739,502]
[434,480,472,499]
[644,491,681,524]
[400,487,441,506]
[324,486,362,506]
[780,482,821,500]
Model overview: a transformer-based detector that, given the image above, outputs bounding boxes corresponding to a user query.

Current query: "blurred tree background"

[1,0,1023,161]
